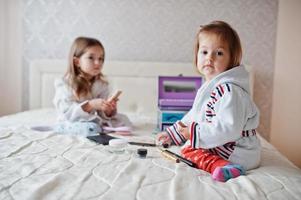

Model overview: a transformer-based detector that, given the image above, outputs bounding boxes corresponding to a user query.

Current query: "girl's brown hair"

[193,21,242,69]
[64,36,107,100]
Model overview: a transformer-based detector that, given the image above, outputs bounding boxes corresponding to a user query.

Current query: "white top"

[53,78,110,123]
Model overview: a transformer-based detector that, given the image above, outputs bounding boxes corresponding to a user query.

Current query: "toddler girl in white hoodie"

[157,21,261,182]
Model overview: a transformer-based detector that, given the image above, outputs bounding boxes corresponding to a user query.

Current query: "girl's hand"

[178,126,190,140]
[104,100,117,117]
[176,121,190,140]
[84,98,111,113]
[110,99,117,109]
[156,132,172,146]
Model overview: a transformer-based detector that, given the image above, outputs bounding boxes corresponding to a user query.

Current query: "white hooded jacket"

[166,65,261,170]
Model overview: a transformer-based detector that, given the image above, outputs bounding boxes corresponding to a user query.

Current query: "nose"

[94,59,101,66]
[205,52,214,63]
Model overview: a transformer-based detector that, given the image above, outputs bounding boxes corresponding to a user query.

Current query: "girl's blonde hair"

[193,21,242,69]
[64,36,107,99]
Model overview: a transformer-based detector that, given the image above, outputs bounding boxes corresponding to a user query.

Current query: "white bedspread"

[1,109,301,200]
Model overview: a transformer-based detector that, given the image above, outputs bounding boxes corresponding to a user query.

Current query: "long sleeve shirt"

[53,78,109,123]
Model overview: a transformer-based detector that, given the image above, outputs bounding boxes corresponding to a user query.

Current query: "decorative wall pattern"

[22,0,278,139]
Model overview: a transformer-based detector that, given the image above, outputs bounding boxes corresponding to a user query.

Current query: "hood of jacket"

[206,65,251,94]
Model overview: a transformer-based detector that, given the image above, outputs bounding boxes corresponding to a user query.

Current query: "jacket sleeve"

[190,84,258,149]
[165,120,188,146]
[53,79,98,122]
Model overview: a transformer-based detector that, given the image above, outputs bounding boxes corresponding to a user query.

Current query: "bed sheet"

[0,109,301,200]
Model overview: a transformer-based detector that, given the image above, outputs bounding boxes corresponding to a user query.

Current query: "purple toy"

[158,76,202,109]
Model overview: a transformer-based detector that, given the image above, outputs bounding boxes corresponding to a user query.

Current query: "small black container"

[137,148,147,158]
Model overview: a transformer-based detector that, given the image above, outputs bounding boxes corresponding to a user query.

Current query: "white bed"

[0,60,300,200]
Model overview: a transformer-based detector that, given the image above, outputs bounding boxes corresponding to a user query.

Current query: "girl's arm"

[164,120,189,146]
[53,79,98,122]
[91,80,117,118]
[82,100,94,113]
[83,98,113,113]
[100,99,117,118]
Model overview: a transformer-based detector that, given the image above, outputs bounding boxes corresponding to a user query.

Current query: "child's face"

[197,33,230,81]
[75,45,104,79]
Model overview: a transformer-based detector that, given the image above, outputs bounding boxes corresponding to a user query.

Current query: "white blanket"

[0,109,301,200]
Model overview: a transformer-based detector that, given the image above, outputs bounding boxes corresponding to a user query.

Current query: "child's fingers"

[105,101,117,110]
[157,134,171,145]
[157,133,167,141]
[156,135,163,144]
[101,103,113,112]
[110,99,118,104]
[102,101,113,109]
[163,136,172,144]
[110,102,117,109]
[156,135,166,145]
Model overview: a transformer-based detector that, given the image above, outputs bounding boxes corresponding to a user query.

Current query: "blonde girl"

[53,37,131,136]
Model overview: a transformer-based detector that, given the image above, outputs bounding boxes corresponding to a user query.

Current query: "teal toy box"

[157,110,188,131]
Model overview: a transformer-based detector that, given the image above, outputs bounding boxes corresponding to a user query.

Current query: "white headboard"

[29,60,254,118]
[29,60,199,116]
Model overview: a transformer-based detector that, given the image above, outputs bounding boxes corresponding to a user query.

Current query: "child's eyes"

[87,57,104,61]
[199,49,225,56]
[200,50,208,55]
[216,51,224,56]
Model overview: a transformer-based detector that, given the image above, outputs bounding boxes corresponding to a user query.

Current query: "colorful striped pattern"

[190,126,257,159]
[209,142,236,160]
[207,130,256,159]
[190,122,198,148]
[205,83,231,123]
[166,121,187,146]
[242,129,257,137]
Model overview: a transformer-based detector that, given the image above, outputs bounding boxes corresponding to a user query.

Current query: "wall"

[270,0,301,168]
[20,0,278,140]
[0,0,22,116]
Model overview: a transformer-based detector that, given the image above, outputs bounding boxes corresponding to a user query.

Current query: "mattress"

[0,109,301,200]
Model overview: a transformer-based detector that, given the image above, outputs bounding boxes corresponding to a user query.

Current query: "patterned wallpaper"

[22,0,278,140]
